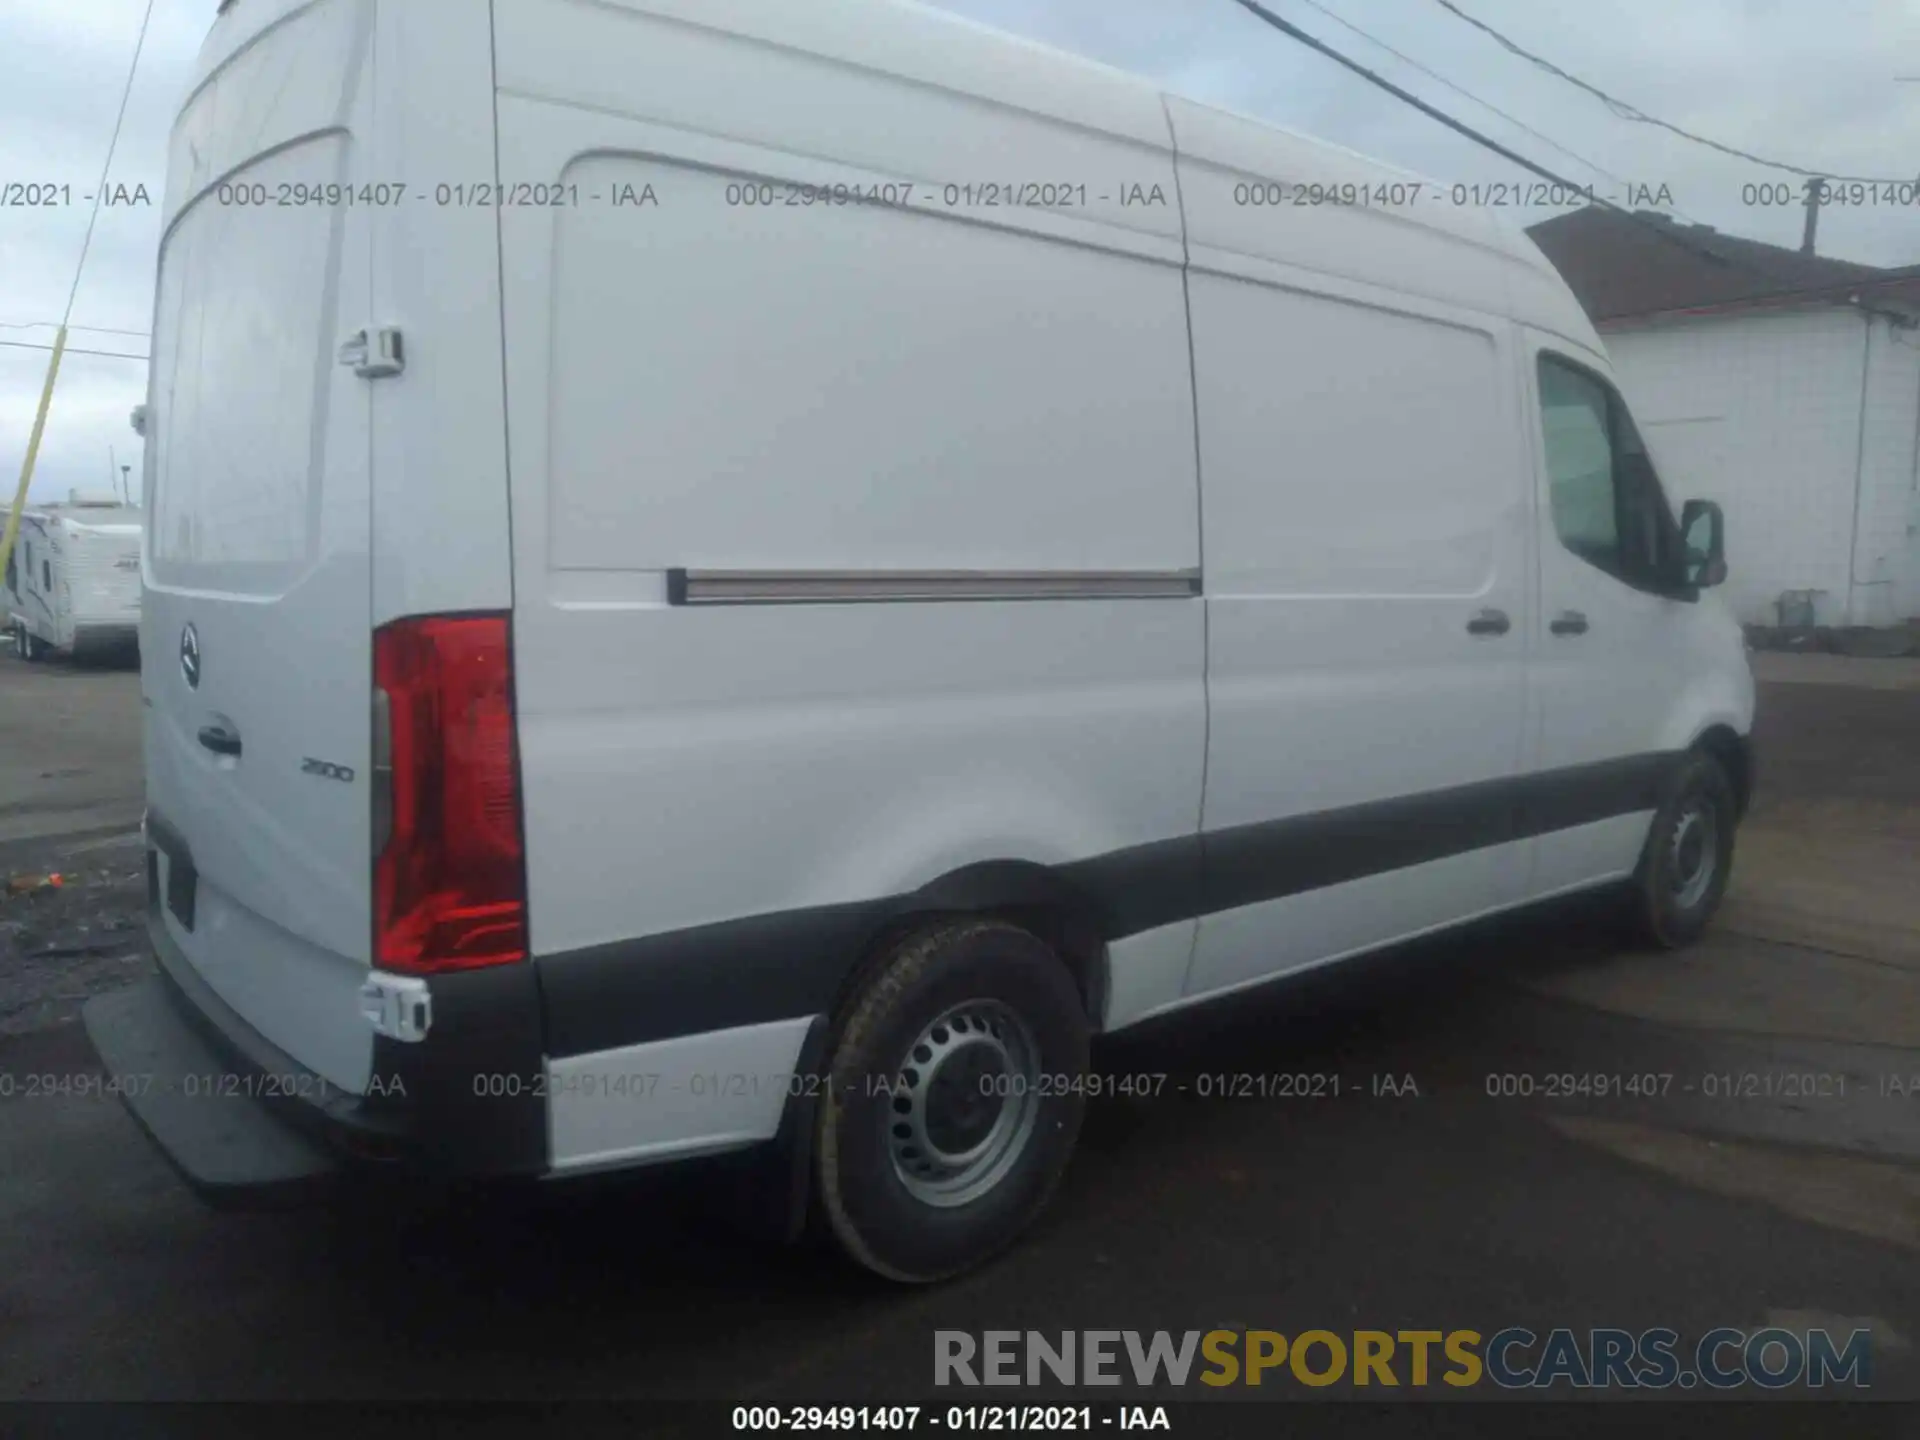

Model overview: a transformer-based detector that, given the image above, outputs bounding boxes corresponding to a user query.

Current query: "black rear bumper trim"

[83,978,342,1204]
[131,807,552,1182]
[143,913,411,1154]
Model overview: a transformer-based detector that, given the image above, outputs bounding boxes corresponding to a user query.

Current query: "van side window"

[1536,354,1679,593]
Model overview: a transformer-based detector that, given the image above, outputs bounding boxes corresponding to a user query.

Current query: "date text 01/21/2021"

[0,1070,401,1102]
[731,1405,1169,1432]
[466,1071,1424,1101]
[1480,1072,1872,1100]
[192,180,1172,212]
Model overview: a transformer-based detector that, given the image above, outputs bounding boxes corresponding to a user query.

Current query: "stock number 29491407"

[969,1073,1167,1099]
[732,1406,925,1431]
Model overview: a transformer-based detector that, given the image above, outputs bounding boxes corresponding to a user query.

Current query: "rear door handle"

[1466,608,1511,636]
[196,724,242,757]
[1550,610,1589,636]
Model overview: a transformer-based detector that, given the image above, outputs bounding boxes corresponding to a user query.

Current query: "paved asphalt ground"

[2,646,1918,1418]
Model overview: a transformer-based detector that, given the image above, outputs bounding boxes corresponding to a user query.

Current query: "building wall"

[1601,305,1917,627]
[1855,314,1920,625]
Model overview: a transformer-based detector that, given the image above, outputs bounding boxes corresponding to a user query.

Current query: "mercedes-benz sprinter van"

[86,0,1752,1283]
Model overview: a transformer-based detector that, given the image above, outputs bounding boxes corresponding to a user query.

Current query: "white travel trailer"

[5,492,143,661]
[87,0,1751,1283]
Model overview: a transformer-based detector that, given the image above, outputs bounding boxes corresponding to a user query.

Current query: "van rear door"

[141,0,377,1094]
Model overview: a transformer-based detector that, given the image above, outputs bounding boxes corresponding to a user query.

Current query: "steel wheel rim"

[1669,800,1718,910]
[886,999,1040,1208]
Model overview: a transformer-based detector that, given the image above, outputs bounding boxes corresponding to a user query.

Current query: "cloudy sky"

[3,0,1917,506]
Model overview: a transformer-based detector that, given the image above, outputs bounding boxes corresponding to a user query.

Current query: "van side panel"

[1167,100,1536,1003]
[1160,95,1518,319]
[491,0,1205,1167]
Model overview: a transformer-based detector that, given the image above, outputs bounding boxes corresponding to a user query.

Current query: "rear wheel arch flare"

[831,860,1111,1035]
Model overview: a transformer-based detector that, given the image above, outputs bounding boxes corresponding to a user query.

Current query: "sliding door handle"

[1550,610,1589,636]
[1466,608,1511,636]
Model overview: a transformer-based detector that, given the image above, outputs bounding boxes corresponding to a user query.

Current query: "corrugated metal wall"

[1604,306,1918,627]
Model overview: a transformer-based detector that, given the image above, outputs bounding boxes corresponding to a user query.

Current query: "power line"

[1223,2,1719,255]
[62,0,159,327]
[1286,0,1711,224]
[2,0,158,582]
[1425,0,1911,186]
[0,337,148,362]
[1222,0,1910,315]
[0,321,150,338]
[1281,0,1866,296]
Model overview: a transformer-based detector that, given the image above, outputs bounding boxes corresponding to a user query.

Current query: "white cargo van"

[86,0,1752,1283]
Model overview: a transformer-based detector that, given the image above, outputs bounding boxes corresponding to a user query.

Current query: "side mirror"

[129,404,147,438]
[1680,499,1726,589]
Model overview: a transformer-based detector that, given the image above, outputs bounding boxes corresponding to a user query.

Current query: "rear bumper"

[83,922,821,1236]
[92,816,822,1232]
[81,899,550,1205]
[83,975,342,1204]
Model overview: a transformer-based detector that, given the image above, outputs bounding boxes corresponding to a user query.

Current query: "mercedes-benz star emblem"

[180,623,200,689]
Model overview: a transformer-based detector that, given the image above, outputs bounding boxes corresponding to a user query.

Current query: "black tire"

[1623,749,1737,949]
[814,918,1089,1284]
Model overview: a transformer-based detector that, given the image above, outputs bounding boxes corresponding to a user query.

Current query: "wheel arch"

[831,860,1112,1035]
[1691,723,1752,819]
[768,861,1112,1257]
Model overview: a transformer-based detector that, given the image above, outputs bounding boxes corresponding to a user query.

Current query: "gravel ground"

[0,828,147,1036]
[0,643,146,1035]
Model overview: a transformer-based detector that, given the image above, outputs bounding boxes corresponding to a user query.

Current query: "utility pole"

[121,465,132,506]
[1,326,66,579]
[1801,176,1825,256]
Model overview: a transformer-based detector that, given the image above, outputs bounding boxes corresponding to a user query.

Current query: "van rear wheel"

[814,918,1089,1283]
[1623,750,1737,949]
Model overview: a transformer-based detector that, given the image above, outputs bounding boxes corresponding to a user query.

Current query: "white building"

[1530,208,1920,629]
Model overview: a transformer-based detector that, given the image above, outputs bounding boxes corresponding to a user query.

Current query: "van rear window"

[147,138,347,591]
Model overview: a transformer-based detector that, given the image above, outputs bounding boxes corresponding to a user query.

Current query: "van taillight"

[372,614,528,973]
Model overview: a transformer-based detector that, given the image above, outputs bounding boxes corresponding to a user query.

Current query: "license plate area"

[148,824,198,932]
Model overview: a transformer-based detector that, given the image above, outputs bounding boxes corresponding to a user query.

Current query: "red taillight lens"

[373,614,528,973]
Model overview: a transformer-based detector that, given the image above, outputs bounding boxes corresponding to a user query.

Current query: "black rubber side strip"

[536,752,1682,1057]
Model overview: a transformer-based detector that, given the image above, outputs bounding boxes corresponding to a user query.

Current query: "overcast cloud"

[3,0,1917,504]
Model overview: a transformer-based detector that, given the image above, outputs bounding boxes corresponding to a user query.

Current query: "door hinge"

[339,326,405,379]
[359,972,432,1042]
